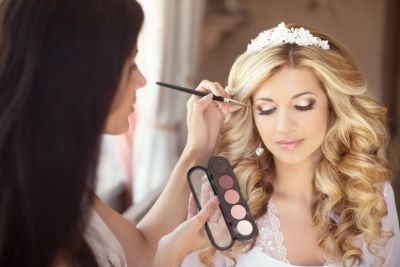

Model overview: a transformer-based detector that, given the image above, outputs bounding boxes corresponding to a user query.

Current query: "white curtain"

[133,0,206,203]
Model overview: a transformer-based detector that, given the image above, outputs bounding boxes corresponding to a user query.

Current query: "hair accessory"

[255,144,264,157]
[247,22,330,52]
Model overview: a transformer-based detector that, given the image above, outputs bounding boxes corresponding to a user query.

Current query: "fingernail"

[201,93,212,102]
[211,196,219,205]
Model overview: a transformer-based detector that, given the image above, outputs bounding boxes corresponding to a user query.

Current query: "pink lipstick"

[276,139,304,150]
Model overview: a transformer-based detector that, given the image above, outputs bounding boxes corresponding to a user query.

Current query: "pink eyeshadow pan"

[231,204,246,220]
[237,220,253,236]
[224,189,239,204]
[218,175,233,189]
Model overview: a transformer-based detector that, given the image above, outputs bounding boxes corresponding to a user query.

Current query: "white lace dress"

[181,182,400,267]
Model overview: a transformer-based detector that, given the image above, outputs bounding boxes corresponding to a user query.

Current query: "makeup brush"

[156,82,249,108]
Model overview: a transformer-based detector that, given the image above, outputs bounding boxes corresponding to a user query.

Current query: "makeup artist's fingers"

[212,82,243,115]
[195,80,221,94]
[208,206,222,223]
[192,196,219,226]
[186,80,213,109]
[213,81,228,96]
[186,80,226,116]
[154,196,220,265]
[200,182,211,207]
[213,214,230,241]
[213,82,228,110]
[187,193,198,219]
[186,80,217,106]
[196,80,226,105]
[212,82,243,114]
[197,80,227,98]
[199,81,227,110]
[189,93,213,120]
[185,79,228,156]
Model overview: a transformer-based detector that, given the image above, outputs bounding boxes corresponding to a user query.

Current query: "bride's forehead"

[252,68,323,100]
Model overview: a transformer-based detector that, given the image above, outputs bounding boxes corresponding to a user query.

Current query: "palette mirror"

[187,167,234,250]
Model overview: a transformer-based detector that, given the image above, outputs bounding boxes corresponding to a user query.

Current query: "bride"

[181,22,400,267]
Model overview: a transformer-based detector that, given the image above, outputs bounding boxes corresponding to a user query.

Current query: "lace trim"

[323,243,336,266]
[255,201,334,266]
[255,201,289,263]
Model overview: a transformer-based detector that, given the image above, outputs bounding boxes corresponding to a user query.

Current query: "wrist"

[181,147,210,167]
[154,236,184,267]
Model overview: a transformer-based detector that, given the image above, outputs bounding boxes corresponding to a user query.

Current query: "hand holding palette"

[187,156,258,250]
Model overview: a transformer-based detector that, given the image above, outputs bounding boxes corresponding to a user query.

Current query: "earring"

[255,144,264,157]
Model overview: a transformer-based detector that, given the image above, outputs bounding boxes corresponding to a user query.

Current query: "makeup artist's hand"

[184,80,230,161]
[152,196,220,267]
[198,183,230,246]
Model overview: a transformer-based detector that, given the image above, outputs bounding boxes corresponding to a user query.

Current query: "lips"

[130,99,136,113]
[276,139,304,150]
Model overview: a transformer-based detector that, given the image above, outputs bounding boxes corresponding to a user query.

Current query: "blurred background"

[95,0,400,222]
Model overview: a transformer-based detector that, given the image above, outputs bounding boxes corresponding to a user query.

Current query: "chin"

[104,121,130,135]
[272,151,311,165]
[273,149,321,166]
[116,123,130,135]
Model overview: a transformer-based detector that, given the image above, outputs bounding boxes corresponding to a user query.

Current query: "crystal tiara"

[246,22,330,52]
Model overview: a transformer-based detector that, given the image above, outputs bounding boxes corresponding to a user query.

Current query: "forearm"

[152,239,182,267]
[138,80,227,256]
[137,148,209,251]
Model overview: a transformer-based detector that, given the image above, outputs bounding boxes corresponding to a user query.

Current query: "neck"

[271,154,320,204]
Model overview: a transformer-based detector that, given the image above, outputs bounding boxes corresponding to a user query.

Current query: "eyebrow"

[255,91,316,102]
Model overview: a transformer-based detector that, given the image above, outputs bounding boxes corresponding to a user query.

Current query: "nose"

[137,68,147,89]
[275,110,296,133]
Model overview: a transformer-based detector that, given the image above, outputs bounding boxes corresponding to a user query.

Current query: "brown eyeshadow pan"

[210,158,228,174]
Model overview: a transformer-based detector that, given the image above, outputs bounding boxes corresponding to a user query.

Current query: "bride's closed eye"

[294,99,316,111]
[257,106,276,115]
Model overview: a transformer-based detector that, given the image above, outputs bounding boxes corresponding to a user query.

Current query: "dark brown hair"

[0,0,143,266]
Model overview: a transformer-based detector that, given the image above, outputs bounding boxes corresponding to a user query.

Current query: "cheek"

[303,108,329,141]
[254,116,275,144]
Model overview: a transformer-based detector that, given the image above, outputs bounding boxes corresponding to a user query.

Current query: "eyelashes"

[295,99,316,111]
[128,64,138,74]
[258,107,276,115]
[257,99,316,115]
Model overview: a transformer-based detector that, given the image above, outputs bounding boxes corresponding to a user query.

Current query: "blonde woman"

[181,23,399,267]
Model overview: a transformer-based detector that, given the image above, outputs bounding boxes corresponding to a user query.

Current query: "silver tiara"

[247,22,330,52]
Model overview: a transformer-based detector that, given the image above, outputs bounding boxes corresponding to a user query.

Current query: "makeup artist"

[0,0,233,266]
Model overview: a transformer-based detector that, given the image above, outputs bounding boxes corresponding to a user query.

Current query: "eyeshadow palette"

[187,156,258,250]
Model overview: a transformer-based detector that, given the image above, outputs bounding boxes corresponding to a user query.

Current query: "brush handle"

[156,82,225,102]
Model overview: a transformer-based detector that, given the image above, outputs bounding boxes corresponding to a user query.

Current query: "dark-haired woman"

[0,0,229,266]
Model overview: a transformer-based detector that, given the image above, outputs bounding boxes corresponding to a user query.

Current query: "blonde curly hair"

[199,24,392,266]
